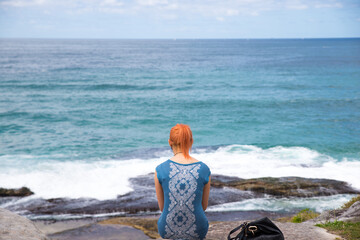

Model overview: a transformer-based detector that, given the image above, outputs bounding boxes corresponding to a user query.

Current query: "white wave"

[0,145,359,200]
[0,156,167,200]
[207,194,355,213]
[195,145,360,190]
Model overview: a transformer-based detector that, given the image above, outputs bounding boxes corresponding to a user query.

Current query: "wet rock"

[0,207,48,240]
[211,176,360,197]
[3,174,359,220]
[0,187,34,197]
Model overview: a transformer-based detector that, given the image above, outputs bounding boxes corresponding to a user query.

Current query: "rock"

[0,187,34,197]
[99,217,160,239]
[211,176,360,197]
[48,223,149,240]
[313,199,360,223]
[309,209,344,223]
[0,207,49,240]
[207,220,341,240]
[3,175,359,219]
[339,201,360,222]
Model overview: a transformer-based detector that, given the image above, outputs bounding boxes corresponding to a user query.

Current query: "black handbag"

[227,217,284,240]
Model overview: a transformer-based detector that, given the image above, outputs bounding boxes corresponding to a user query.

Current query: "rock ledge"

[0,208,48,240]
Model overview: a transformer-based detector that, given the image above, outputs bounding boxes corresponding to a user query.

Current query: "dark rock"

[211,174,243,184]
[211,176,360,197]
[0,187,34,197]
[3,174,359,220]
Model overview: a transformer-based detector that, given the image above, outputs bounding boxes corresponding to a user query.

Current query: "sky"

[0,0,359,38]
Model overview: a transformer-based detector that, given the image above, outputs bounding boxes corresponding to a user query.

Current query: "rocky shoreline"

[1,174,358,220]
[0,208,48,240]
[2,186,360,239]
[0,209,344,240]
[211,175,359,197]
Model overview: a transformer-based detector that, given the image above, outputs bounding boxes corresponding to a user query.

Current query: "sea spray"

[0,145,359,200]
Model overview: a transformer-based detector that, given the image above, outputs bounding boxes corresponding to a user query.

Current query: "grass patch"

[342,195,360,210]
[316,221,360,240]
[291,208,320,223]
[276,216,293,223]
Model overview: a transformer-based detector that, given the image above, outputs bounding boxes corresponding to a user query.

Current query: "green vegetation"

[315,196,360,239]
[291,208,320,223]
[316,221,360,240]
[342,195,360,209]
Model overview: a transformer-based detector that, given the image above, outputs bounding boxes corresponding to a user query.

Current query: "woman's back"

[156,159,211,240]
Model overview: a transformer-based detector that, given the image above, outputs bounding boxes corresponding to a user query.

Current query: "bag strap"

[228,222,248,240]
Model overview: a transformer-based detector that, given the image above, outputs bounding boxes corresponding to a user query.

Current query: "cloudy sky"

[0,0,359,38]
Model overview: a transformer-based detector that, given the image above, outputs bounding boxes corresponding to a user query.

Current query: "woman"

[155,124,211,240]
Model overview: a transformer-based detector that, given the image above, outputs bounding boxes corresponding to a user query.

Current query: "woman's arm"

[154,171,164,211]
[202,176,211,211]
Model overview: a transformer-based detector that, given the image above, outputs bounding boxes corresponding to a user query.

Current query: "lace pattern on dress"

[164,163,201,239]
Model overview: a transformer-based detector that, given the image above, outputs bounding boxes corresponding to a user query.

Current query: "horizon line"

[1,37,360,40]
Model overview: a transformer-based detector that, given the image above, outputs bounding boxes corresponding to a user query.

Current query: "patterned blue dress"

[156,159,211,240]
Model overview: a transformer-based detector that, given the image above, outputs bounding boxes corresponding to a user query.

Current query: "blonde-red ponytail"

[169,124,193,159]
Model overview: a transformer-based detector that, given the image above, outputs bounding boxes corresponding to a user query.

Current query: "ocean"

[0,38,359,219]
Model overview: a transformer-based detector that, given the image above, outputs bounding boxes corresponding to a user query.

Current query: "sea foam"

[207,194,355,213]
[0,145,359,200]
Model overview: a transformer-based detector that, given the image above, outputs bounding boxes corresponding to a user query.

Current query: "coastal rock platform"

[311,200,360,223]
[2,175,358,219]
[34,217,342,240]
[211,175,359,198]
[0,208,344,240]
[0,207,48,240]
[208,221,341,240]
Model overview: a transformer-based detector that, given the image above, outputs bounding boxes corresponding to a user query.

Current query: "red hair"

[169,124,193,159]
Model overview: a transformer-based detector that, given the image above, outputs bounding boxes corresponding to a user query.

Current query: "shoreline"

[3,180,359,239]
[1,174,359,222]
[31,196,360,240]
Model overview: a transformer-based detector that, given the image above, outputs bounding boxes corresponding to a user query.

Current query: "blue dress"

[156,159,211,240]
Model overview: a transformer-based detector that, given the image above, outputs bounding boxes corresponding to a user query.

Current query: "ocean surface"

[1,39,360,218]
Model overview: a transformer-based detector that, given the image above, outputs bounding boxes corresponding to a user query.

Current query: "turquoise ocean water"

[0,39,359,214]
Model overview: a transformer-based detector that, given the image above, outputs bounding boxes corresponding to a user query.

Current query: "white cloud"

[314,2,342,8]
[66,6,94,15]
[160,13,177,19]
[249,11,259,16]
[285,0,308,10]
[99,7,124,13]
[0,0,347,19]
[100,0,123,7]
[159,3,178,10]
[216,16,225,22]
[137,0,168,6]
[225,9,238,16]
[1,0,47,7]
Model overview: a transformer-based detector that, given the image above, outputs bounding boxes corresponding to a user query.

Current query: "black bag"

[227,217,284,240]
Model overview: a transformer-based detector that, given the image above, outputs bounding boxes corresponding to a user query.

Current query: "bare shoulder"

[191,156,200,162]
